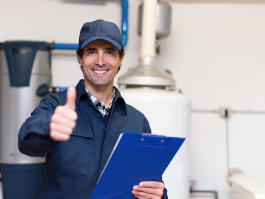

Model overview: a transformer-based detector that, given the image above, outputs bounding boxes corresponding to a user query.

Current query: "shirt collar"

[85,86,115,108]
[75,79,127,113]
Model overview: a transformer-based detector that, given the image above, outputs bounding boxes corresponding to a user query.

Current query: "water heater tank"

[120,88,191,199]
[0,41,50,164]
[0,41,50,199]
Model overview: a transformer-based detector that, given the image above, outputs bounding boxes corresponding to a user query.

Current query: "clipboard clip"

[137,135,170,147]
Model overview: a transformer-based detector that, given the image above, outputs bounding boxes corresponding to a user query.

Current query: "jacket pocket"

[71,121,93,139]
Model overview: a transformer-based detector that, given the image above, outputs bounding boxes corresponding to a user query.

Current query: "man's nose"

[95,53,106,66]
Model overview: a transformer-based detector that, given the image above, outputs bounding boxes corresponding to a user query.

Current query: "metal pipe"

[52,1,128,50]
[140,0,157,58]
[192,110,218,114]
[232,110,265,114]
[36,84,70,97]
[48,87,69,94]
[192,109,265,115]
[53,43,78,50]
[120,0,128,47]
[190,189,218,199]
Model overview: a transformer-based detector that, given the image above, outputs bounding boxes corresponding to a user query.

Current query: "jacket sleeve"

[159,177,168,199]
[18,94,60,157]
[143,117,152,134]
[143,117,168,199]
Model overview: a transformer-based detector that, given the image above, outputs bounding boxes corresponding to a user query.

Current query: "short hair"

[76,46,125,74]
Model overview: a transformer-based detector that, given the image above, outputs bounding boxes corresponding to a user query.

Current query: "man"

[19,19,168,199]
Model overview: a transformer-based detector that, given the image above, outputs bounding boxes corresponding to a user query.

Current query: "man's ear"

[119,55,124,66]
[77,55,83,65]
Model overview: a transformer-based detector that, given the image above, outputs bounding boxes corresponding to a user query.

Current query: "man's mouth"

[92,69,109,74]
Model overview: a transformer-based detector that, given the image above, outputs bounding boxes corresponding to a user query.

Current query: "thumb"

[65,87,76,110]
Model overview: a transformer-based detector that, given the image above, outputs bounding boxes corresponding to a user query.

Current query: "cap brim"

[81,36,122,51]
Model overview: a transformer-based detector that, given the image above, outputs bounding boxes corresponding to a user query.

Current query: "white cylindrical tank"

[120,88,191,199]
[0,42,49,164]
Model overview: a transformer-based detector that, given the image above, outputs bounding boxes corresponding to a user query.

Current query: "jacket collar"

[75,79,88,104]
[113,86,127,114]
[75,79,127,114]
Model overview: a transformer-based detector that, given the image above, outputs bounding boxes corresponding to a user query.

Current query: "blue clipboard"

[89,131,185,199]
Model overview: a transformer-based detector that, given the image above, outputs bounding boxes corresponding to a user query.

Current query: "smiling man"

[18,20,168,199]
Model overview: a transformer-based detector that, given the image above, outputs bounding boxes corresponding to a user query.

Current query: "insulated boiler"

[0,41,50,199]
[119,58,191,199]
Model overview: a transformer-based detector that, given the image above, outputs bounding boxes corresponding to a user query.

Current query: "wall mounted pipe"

[190,189,218,199]
[51,1,128,51]
[140,0,157,58]
[1,3,128,51]
[36,84,69,97]
[53,43,78,50]
[120,0,128,47]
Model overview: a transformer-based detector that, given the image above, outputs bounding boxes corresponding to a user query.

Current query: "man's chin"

[91,80,109,86]
[84,76,112,87]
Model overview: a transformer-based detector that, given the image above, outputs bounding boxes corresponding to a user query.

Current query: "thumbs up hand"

[50,87,78,141]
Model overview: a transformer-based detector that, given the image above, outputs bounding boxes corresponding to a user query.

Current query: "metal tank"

[0,41,50,199]
[138,0,172,40]
[119,59,191,199]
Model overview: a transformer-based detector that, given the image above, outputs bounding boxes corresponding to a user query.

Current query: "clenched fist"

[50,87,78,141]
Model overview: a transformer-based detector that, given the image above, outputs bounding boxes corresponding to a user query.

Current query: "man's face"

[78,40,123,87]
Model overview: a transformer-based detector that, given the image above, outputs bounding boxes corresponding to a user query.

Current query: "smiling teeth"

[94,70,107,74]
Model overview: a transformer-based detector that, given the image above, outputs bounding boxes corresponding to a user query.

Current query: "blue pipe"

[120,0,128,47]
[59,87,69,92]
[53,43,78,50]
[36,84,71,97]
[52,1,128,50]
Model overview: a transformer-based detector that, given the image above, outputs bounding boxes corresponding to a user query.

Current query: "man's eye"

[88,51,96,54]
[106,51,113,55]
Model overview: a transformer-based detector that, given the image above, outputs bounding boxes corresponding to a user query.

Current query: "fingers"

[50,113,77,141]
[133,186,163,196]
[132,187,163,199]
[65,87,76,110]
[51,112,76,127]
[54,106,77,121]
[138,182,165,189]
[50,123,74,135]
[132,190,159,199]
[50,130,71,141]
[132,182,164,199]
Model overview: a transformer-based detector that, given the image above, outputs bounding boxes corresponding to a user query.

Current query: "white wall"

[1,0,265,199]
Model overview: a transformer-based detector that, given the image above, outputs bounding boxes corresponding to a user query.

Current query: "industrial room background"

[1,0,265,198]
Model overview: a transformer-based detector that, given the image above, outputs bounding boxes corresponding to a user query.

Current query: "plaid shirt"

[84,87,115,121]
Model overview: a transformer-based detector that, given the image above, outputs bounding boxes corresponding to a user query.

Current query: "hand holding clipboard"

[89,131,185,199]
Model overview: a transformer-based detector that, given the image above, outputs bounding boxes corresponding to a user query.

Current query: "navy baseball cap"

[78,19,123,51]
